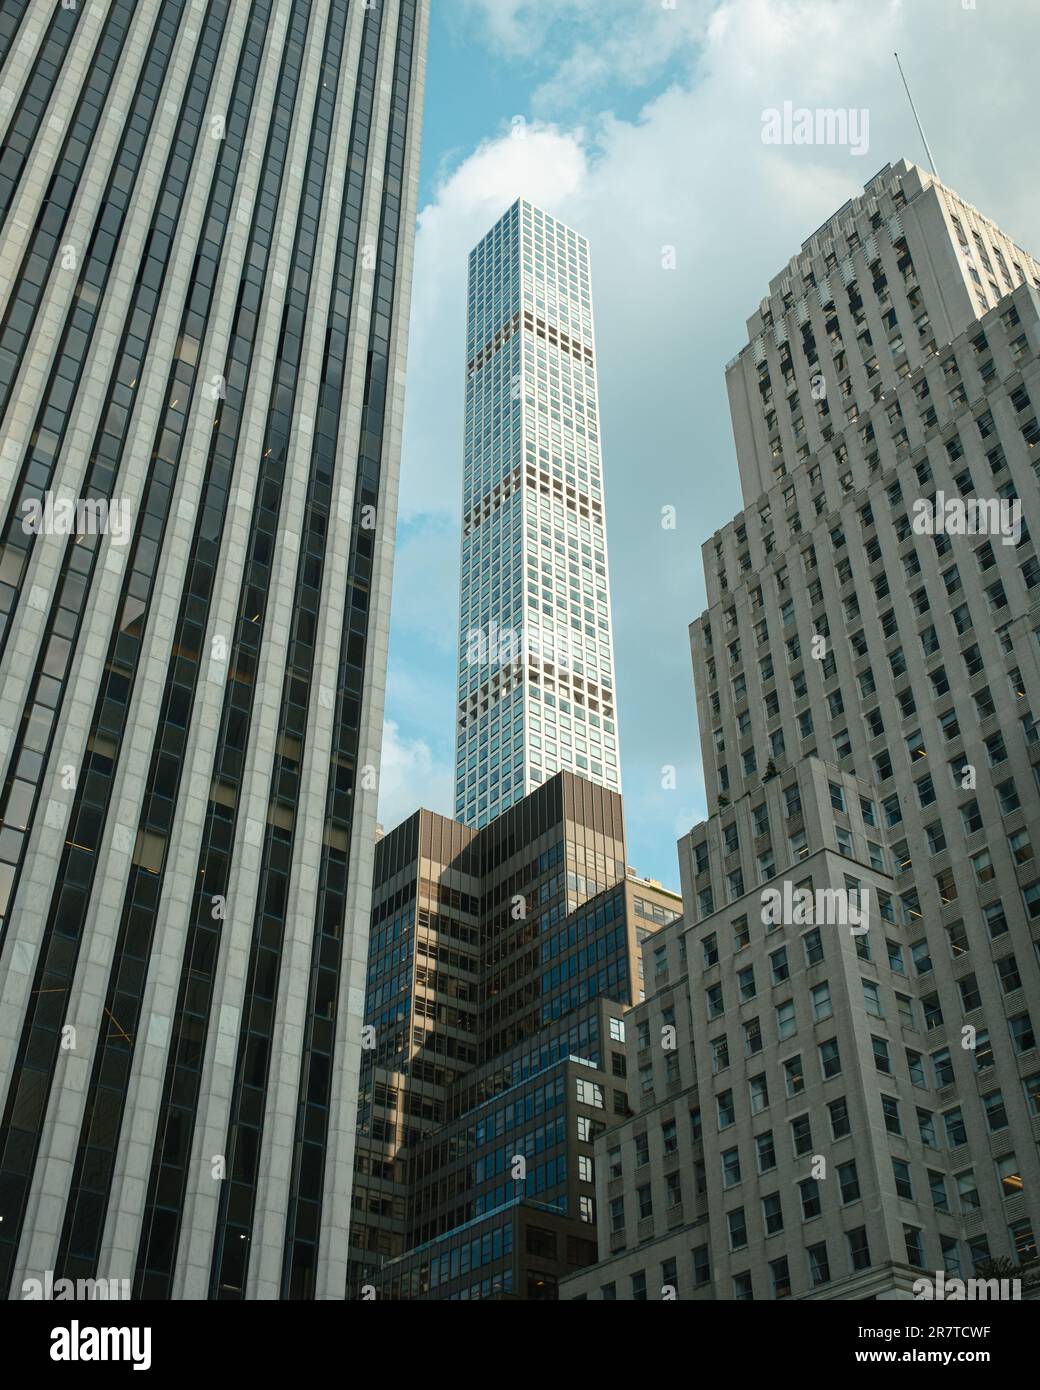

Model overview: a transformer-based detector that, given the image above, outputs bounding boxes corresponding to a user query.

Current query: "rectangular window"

[791,1114,813,1156]
[727,1208,748,1251]
[807,1242,831,1286]
[893,1158,914,1200]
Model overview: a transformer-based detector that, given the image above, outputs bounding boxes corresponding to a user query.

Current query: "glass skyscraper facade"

[0,0,428,1300]
[456,201,620,828]
[347,771,682,1299]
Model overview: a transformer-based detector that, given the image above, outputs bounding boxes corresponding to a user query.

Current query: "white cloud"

[391,0,1040,883]
[459,0,609,58]
[461,0,706,93]
[376,720,454,833]
[455,0,538,54]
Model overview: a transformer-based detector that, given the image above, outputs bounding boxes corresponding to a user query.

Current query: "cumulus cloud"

[389,0,1040,883]
[377,720,454,834]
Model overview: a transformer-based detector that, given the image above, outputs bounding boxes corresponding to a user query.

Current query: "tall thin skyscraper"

[0,0,428,1299]
[456,201,621,829]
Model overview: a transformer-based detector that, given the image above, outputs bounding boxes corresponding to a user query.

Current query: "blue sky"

[378,0,1040,890]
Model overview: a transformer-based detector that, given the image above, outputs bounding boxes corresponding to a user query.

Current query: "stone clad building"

[564,160,1040,1300]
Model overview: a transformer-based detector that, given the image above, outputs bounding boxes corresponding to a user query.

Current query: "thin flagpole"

[895,51,940,180]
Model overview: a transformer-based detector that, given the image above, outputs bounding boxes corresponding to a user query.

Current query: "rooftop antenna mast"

[894,51,940,181]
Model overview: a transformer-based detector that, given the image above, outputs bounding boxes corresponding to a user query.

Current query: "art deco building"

[455,202,621,829]
[347,772,681,1299]
[0,0,428,1299]
[564,160,1040,1300]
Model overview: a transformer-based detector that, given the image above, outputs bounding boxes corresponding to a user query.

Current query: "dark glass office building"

[347,772,682,1298]
[0,0,428,1299]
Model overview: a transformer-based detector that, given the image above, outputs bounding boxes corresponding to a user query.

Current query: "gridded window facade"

[457,201,620,827]
[564,159,1040,1304]
[0,0,429,1302]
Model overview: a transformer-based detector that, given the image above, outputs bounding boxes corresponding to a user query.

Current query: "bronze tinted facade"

[349,772,680,1298]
